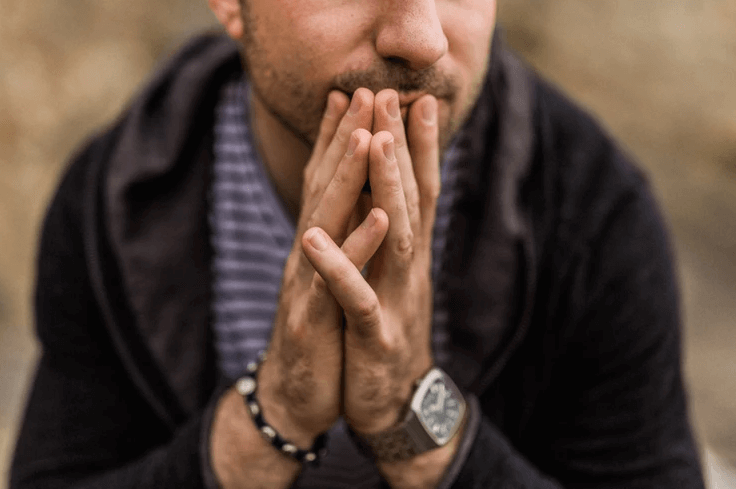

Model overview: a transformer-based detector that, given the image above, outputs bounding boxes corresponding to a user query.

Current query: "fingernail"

[346,133,358,156]
[362,209,377,228]
[387,96,400,119]
[308,229,328,251]
[348,93,361,115]
[422,99,436,125]
[383,139,395,161]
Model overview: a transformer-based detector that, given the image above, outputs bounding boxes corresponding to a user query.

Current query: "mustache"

[332,62,459,102]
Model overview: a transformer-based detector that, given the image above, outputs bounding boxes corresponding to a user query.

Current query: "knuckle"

[353,296,380,325]
[423,180,441,202]
[374,328,400,355]
[394,231,415,260]
[285,313,307,341]
[382,174,403,198]
[310,275,330,301]
[330,166,352,188]
[333,124,351,146]
[303,182,324,208]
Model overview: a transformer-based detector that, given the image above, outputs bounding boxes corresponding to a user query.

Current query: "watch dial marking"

[420,379,461,441]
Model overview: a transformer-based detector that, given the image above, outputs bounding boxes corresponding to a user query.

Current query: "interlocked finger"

[373,90,421,233]
[301,227,382,336]
[303,88,374,213]
[341,208,389,272]
[303,207,387,335]
[307,129,372,242]
[310,91,349,165]
[406,95,441,245]
[368,131,415,282]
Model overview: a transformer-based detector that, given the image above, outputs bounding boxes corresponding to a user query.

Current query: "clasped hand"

[257,87,441,444]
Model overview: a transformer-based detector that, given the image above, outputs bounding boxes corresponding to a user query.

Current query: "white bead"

[282,443,297,454]
[246,361,258,373]
[235,377,256,396]
[304,453,316,462]
[248,402,260,416]
[261,426,276,439]
[258,351,268,361]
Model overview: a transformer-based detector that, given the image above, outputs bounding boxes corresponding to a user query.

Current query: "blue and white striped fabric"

[210,74,462,488]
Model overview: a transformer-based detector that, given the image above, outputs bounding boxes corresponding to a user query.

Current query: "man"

[10,0,705,488]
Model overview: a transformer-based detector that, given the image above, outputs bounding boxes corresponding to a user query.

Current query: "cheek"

[434,2,496,144]
[441,5,496,94]
[442,3,496,78]
[264,2,373,74]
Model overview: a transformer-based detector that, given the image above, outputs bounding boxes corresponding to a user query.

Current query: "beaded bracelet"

[235,351,328,466]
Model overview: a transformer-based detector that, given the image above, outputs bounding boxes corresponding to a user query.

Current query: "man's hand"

[303,89,440,434]
[256,87,379,446]
[302,90,459,488]
[211,88,390,488]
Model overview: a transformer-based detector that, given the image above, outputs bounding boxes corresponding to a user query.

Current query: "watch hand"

[432,385,446,412]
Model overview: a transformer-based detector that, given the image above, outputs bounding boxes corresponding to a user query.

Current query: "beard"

[238,3,469,154]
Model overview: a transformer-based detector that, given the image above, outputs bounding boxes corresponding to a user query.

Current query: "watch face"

[418,378,463,444]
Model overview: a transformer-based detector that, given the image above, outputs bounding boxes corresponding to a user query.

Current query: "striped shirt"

[210,74,461,488]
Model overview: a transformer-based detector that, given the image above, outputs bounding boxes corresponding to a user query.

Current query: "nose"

[374,0,448,71]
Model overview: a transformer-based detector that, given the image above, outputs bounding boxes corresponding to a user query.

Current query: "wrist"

[379,418,465,489]
[349,367,466,465]
[210,389,301,489]
[238,354,330,464]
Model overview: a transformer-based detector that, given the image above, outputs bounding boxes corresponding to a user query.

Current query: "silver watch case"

[404,367,466,452]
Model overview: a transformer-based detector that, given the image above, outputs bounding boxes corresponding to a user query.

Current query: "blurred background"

[1,0,734,487]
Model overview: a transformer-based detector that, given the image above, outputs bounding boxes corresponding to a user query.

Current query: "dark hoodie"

[10,32,704,489]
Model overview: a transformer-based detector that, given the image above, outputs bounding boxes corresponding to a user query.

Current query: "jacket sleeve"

[447,178,705,487]
[9,145,215,489]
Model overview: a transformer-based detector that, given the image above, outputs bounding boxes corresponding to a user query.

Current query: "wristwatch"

[355,367,466,462]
